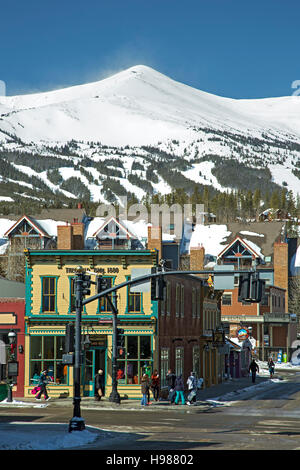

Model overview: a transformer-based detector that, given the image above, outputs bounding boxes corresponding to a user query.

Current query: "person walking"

[268,358,275,379]
[151,370,160,402]
[141,373,150,406]
[94,369,105,401]
[249,359,259,383]
[35,370,50,401]
[186,372,197,405]
[166,369,176,404]
[174,374,185,405]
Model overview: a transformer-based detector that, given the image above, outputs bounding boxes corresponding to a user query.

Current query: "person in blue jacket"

[35,370,50,401]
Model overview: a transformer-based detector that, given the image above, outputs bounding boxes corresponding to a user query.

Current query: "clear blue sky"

[1,0,299,99]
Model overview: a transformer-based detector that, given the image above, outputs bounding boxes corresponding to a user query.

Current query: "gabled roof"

[4,215,50,238]
[217,236,261,260]
[92,216,137,239]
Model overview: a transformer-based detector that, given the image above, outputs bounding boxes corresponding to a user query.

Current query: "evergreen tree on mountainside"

[270,190,280,210]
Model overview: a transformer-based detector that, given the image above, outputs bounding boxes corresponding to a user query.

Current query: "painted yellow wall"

[25,252,157,398]
[29,255,154,316]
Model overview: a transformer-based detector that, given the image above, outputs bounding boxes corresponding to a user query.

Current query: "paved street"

[1,369,300,451]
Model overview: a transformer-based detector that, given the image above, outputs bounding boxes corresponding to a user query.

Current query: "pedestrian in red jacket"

[151,370,160,401]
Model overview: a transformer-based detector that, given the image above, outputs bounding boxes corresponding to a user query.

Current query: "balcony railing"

[263,313,292,322]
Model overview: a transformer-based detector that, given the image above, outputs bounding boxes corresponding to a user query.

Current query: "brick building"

[0,278,26,398]
[218,237,297,361]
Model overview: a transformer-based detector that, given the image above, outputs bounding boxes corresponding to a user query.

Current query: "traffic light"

[151,267,166,301]
[65,322,75,353]
[238,273,251,302]
[82,274,91,296]
[251,276,265,303]
[116,328,125,358]
[97,276,108,294]
[238,273,265,303]
[116,328,125,348]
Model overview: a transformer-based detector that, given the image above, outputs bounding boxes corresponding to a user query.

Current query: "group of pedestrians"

[141,369,160,406]
[248,357,276,383]
[141,369,202,407]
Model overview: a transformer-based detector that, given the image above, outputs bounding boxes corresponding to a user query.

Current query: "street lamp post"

[7,330,17,403]
[69,267,85,432]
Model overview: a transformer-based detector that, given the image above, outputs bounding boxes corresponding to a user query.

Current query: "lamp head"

[8,330,16,344]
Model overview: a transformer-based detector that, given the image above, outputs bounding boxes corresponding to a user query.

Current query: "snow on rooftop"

[0,218,17,238]
[189,224,231,257]
[36,219,68,237]
[240,231,264,237]
[243,238,265,259]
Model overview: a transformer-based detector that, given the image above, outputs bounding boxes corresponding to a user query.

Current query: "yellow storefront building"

[24,247,158,400]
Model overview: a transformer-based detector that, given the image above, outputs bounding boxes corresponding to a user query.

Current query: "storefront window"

[29,336,68,385]
[140,336,151,358]
[192,345,200,377]
[127,336,138,359]
[44,336,54,359]
[175,347,184,377]
[31,336,42,360]
[117,335,152,385]
[160,348,169,388]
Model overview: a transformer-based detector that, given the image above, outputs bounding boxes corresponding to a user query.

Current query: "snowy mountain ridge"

[0,64,300,206]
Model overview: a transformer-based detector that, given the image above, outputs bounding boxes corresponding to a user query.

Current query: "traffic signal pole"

[69,269,85,432]
[105,293,121,404]
[69,266,262,430]
[82,268,258,307]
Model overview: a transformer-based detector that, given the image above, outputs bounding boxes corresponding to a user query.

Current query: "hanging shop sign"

[236,328,249,341]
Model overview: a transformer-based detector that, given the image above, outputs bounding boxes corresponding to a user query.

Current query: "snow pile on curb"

[0,423,102,450]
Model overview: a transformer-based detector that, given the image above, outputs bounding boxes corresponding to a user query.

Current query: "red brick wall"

[273,242,288,310]
[159,275,219,386]
[221,288,258,317]
[0,299,25,397]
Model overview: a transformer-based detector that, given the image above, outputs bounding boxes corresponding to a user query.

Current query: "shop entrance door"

[83,347,106,397]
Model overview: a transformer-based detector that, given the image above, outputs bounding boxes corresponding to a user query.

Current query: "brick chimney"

[57,224,73,250]
[71,221,84,249]
[190,245,205,272]
[57,222,84,250]
[147,226,162,259]
[273,242,288,310]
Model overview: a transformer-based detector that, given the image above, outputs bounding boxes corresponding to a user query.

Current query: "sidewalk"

[5,374,271,410]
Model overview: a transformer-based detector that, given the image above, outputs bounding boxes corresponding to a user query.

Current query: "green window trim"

[40,276,59,314]
[125,276,144,314]
[96,276,117,314]
[25,265,33,316]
